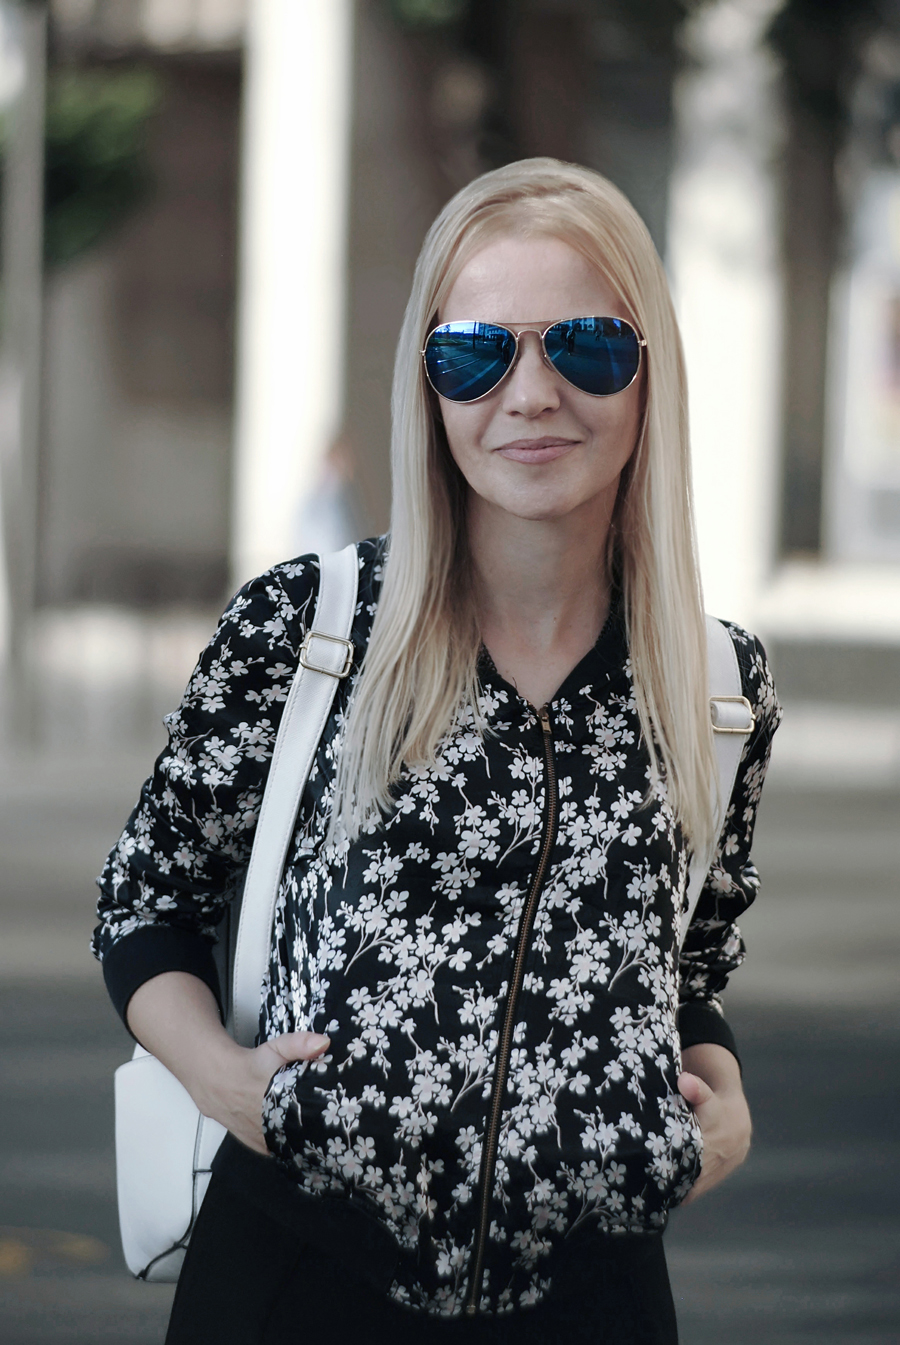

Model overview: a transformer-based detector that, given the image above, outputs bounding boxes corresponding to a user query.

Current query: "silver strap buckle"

[710,695,755,734]
[298,631,354,679]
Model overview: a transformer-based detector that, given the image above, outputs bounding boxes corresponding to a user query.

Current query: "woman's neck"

[467,495,614,707]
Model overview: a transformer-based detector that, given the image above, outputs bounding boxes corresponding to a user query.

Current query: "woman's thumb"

[677,1070,714,1109]
[266,1031,330,1066]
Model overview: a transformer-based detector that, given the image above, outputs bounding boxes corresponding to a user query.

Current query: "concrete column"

[231,0,353,586]
[0,0,46,681]
[667,0,784,627]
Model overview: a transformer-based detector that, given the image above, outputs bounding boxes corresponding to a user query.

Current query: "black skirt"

[166,1138,679,1345]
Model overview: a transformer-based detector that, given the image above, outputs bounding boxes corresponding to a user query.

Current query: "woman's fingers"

[677,1070,715,1109]
[263,1031,331,1066]
[230,1033,332,1154]
[678,1071,720,1206]
[678,1069,752,1206]
[256,1032,330,1082]
[191,1034,330,1157]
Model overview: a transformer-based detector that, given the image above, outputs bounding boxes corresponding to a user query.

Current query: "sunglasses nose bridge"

[497,328,565,407]
[506,327,550,373]
[517,328,565,389]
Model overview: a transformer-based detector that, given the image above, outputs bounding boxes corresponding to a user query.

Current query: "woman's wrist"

[125,970,245,1113]
[681,1041,744,1095]
[184,1033,250,1119]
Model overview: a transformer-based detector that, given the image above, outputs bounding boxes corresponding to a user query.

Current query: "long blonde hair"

[332,158,715,852]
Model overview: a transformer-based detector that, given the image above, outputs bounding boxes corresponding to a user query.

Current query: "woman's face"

[436,234,644,528]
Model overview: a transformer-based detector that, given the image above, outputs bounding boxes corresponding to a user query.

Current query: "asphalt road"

[1,767,898,1344]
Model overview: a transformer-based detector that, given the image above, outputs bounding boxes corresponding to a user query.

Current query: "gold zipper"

[464,703,558,1316]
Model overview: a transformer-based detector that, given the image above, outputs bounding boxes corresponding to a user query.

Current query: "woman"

[94,158,780,1343]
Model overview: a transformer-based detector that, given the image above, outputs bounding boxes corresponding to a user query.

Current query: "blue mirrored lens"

[543,317,640,395]
[424,322,516,402]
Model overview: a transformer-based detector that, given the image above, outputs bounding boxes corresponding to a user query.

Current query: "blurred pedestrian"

[94,158,780,1343]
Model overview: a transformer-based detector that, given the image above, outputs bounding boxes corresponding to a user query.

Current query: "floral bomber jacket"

[94,537,781,1318]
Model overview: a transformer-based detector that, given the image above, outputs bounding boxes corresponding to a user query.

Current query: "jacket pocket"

[666,1097,704,1207]
[261,1058,312,1158]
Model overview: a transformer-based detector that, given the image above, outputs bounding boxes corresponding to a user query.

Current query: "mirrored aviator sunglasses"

[422,316,646,404]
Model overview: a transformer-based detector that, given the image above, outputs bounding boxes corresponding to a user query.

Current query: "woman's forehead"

[440,234,620,323]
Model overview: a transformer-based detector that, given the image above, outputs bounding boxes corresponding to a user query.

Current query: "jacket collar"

[476,592,628,719]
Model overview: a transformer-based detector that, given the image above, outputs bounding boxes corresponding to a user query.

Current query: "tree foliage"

[41,68,161,267]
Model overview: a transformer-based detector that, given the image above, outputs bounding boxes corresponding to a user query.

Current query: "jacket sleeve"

[91,555,322,1030]
[677,625,782,1062]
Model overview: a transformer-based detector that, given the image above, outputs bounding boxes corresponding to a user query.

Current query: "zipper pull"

[539,704,551,732]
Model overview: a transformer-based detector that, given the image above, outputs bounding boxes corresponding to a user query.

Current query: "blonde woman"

[94,158,780,1344]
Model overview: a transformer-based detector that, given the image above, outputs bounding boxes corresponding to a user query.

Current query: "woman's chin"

[471,484,614,528]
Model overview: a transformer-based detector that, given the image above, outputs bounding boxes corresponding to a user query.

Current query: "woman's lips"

[494,438,579,464]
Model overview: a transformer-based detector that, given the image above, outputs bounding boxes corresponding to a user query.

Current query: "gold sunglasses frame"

[421,316,648,404]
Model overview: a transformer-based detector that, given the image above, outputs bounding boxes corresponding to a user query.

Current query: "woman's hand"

[677,1042,751,1205]
[126,971,329,1156]
[192,1031,330,1155]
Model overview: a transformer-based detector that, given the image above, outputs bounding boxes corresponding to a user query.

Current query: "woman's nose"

[500,332,561,415]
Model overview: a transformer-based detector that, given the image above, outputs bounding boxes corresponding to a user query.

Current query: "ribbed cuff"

[678,1001,741,1071]
[101,923,223,1037]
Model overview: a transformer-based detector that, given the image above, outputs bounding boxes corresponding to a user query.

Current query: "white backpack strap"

[680,616,755,951]
[231,544,359,1046]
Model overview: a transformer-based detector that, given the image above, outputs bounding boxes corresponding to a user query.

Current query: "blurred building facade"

[38,0,242,609]
[0,0,898,751]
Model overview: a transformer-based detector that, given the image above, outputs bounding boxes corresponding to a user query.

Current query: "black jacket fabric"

[94,537,781,1317]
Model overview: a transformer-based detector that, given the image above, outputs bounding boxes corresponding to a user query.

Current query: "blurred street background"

[0,1,898,1342]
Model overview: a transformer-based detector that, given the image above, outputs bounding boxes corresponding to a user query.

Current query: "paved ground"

[667,1002,900,1345]
[1,730,898,1342]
